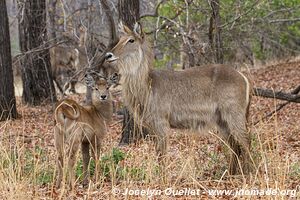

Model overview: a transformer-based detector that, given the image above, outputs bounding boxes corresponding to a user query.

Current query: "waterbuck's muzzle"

[105,52,118,63]
[100,94,108,100]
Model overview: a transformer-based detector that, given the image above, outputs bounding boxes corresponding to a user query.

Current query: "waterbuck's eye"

[128,39,135,43]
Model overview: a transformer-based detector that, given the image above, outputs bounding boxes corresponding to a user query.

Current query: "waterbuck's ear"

[118,21,131,35]
[133,22,144,39]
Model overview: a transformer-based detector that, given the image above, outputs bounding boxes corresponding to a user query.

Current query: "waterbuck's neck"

[120,42,154,115]
[92,98,113,122]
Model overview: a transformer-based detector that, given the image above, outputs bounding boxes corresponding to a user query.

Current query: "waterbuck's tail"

[54,100,80,124]
[236,71,254,174]
[237,71,252,121]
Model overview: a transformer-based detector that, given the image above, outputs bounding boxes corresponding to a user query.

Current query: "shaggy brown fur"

[54,80,113,188]
[50,27,88,94]
[106,23,252,174]
[50,46,80,94]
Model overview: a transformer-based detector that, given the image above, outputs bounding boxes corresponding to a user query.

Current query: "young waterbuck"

[54,75,113,189]
[105,23,252,174]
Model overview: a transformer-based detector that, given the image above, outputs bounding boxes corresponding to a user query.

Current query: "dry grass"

[0,61,299,199]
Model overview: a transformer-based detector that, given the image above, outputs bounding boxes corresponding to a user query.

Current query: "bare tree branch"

[262,7,300,19]
[269,18,300,23]
[139,0,166,19]
[142,0,195,35]
[219,0,260,29]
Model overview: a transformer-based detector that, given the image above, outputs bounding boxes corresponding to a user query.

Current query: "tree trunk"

[118,0,149,145]
[84,0,93,105]
[48,0,57,43]
[18,0,56,105]
[209,0,223,64]
[118,0,140,29]
[0,0,18,121]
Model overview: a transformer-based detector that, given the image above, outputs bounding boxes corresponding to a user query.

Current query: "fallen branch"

[253,85,300,125]
[253,86,300,103]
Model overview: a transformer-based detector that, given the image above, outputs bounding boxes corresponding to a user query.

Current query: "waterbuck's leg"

[69,79,77,94]
[216,108,250,175]
[91,136,101,183]
[81,142,90,187]
[54,126,64,188]
[66,129,81,189]
[228,114,251,175]
[216,114,239,174]
[155,132,167,163]
[53,78,65,95]
[149,119,168,175]
[234,123,251,174]
[227,135,242,175]
[155,130,167,183]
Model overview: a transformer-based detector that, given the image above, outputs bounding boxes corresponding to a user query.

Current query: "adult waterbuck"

[106,23,252,174]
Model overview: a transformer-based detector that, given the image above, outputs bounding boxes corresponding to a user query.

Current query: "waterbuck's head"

[84,73,111,102]
[106,22,153,76]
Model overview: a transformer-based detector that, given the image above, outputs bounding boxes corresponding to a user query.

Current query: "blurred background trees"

[141,0,300,68]
[7,0,300,70]
[17,0,56,105]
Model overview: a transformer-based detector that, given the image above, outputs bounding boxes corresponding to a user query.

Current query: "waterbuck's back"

[148,64,249,129]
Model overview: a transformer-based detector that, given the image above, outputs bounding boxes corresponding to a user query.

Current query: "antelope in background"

[105,23,252,175]
[50,25,88,95]
[54,74,113,189]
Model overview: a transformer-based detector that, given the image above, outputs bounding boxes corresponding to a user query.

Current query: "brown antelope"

[54,75,113,188]
[50,26,88,94]
[50,46,79,94]
[105,23,252,174]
